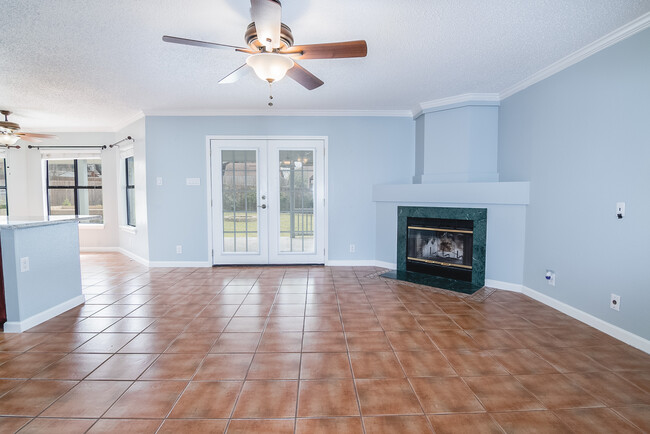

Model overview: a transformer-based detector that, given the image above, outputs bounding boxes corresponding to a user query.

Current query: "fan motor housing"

[245,22,294,50]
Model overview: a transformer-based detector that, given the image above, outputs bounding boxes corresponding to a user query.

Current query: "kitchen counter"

[0,216,94,332]
[0,215,100,229]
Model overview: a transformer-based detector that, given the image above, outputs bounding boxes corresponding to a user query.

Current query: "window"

[0,157,7,216]
[125,156,135,226]
[46,159,103,223]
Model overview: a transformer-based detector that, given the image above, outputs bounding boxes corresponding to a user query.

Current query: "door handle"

[258,204,267,209]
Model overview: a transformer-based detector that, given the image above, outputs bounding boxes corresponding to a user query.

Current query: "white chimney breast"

[414,104,499,184]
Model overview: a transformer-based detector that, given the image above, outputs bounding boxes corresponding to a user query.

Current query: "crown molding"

[20,111,145,134]
[500,12,650,100]
[113,110,145,132]
[22,126,116,133]
[412,93,501,118]
[142,108,413,118]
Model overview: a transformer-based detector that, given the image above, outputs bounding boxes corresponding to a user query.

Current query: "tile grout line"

[341,272,369,434]
[222,268,283,433]
[292,271,310,434]
[369,277,438,433]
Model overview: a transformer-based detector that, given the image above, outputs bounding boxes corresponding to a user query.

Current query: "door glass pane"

[278,150,314,253]
[222,150,258,253]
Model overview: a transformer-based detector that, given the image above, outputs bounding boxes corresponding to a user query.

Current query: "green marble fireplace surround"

[385,206,487,294]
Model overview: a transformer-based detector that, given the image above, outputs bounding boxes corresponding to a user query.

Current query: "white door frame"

[206,135,328,265]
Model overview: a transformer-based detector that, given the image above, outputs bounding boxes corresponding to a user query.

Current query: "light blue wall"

[145,116,414,262]
[498,28,650,339]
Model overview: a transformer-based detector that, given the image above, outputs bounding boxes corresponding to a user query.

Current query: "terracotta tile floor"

[0,253,648,433]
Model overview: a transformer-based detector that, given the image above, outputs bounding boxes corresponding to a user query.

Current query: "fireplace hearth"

[382,206,487,294]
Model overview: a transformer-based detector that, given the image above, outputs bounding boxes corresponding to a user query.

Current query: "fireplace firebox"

[406,217,473,282]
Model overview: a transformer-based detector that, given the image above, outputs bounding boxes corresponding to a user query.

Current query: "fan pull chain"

[268,82,274,107]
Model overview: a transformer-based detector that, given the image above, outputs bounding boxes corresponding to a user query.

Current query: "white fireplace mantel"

[372,182,529,205]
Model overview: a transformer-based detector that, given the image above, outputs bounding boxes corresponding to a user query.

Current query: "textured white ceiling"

[1,0,649,130]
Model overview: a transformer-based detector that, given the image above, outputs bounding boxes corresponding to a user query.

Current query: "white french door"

[211,138,325,265]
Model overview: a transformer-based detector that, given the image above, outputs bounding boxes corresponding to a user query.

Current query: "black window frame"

[125,156,135,227]
[0,157,7,216]
[46,159,103,223]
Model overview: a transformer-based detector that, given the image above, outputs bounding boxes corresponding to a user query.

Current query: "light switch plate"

[20,257,29,272]
[156,177,163,186]
[186,178,201,186]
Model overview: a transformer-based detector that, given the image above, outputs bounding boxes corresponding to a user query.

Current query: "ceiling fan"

[163,0,367,102]
[0,111,56,149]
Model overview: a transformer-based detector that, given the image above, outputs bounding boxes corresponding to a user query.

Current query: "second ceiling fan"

[163,0,367,94]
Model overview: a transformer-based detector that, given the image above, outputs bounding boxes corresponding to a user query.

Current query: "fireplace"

[388,206,487,293]
[406,217,474,282]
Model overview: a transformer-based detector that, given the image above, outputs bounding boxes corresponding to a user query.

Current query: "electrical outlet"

[616,202,625,219]
[349,244,356,253]
[545,270,555,286]
[20,257,29,272]
[176,245,182,254]
[610,293,621,311]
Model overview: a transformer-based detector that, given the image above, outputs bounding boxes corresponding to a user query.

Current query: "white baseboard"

[82,247,210,268]
[147,261,212,268]
[374,260,397,270]
[521,286,650,355]
[485,279,523,292]
[80,247,119,253]
[116,248,150,267]
[4,294,86,333]
[325,260,381,267]
[80,247,151,267]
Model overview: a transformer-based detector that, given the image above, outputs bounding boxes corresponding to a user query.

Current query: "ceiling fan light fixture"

[0,132,20,146]
[246,53,294,83]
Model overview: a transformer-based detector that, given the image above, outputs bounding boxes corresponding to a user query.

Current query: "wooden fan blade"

[162,35,246,51]
[250,0,282,50]
[286,62,324,90]
[235,47,260,55]
[14,135,43,143]
[281,40,367,60]
[219,64,251,84]
[17,132,56,139]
